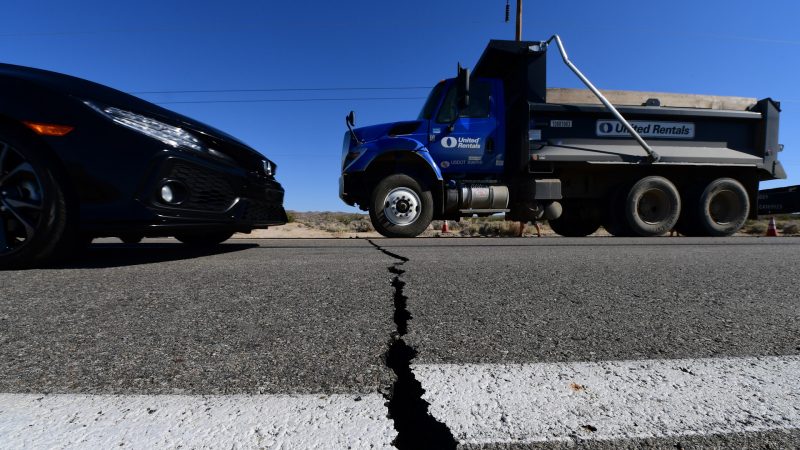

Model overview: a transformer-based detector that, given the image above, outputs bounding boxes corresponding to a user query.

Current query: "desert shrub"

[782,222,799,235]
[744,221,767,235]
[460,223,481,236]
[350,220,373,233]
[502,221,522,237]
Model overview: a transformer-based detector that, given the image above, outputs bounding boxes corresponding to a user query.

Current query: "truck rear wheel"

[693,178,749,236]
[624,176,681,237]
[369,174,433,238]
[549,201,601,237]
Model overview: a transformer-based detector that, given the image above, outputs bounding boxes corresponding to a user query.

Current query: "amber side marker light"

[22,121,74,136]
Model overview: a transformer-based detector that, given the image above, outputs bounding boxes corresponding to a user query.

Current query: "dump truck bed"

[528,94,784,180]
[547,88,757,111]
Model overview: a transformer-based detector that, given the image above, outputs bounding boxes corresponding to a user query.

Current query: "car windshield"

[418,81,447,120]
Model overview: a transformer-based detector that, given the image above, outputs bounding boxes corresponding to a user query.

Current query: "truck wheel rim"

[383,187,420,226]
[637,188,670,225]
[708,189,742,225]
[0,141,44,256]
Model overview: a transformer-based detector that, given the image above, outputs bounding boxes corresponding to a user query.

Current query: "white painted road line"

[0,393,395,449]
[414,356,800,445]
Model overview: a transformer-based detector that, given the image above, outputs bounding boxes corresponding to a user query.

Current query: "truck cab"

[340,38,786,238]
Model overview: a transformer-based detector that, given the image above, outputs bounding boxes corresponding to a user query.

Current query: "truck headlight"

[85,102,205,152]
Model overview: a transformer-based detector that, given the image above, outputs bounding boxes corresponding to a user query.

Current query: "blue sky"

[2,0,798,211]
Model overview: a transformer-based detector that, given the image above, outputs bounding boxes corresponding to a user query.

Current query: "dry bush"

[782,222,799,235]
[744,221,767,235]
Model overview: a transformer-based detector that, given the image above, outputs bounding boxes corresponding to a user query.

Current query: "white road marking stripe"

[0,393,395,449]
[414,356,800,445]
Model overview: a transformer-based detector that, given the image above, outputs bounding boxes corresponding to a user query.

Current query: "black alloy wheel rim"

[0,141,45,256]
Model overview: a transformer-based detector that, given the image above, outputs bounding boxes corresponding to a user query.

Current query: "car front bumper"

[80,152,288,236]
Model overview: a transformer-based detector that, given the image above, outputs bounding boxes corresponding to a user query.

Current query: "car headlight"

[262,159,276,177]
[85,102,205,152]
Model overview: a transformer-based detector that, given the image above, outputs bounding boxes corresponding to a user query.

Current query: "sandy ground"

[235,222,578,239]
[234,222,761,239]
[235,222,382,239]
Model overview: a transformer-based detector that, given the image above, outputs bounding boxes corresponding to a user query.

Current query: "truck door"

[428,79,503,175]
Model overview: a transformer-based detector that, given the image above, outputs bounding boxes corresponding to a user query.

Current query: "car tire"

[120,234,143,244]
[549,201,601,237]
[369,174,433,238]
[0,130,76,269]
[624,176,681,237]
[175,231,234,246]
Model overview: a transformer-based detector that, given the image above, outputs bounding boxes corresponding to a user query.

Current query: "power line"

[132,86,431,95]
[155,97,427,105]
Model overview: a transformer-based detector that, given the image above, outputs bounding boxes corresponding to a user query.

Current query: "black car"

[0,63,287,268]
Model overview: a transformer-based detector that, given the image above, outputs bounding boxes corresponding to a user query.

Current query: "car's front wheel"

[175,231,234,247]
[0,131,75,269]
[369,174,433,238]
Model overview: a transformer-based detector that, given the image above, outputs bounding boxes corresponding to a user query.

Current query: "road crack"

[368,240,457,450]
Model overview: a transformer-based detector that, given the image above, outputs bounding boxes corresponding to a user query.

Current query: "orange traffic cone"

[441,221,450,233]
[766,217,778,237]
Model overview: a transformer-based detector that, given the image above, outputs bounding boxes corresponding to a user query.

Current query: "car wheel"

[0,133,75,269]
[175,231,234,246]
[624,176,681,237]
[369,174,433,238]
[120,234,143,244]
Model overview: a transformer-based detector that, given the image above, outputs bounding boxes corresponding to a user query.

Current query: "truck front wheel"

[624,176,681,237]
[369,174,433,238]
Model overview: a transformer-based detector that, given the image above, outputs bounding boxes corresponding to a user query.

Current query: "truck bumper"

[339,173,361,207]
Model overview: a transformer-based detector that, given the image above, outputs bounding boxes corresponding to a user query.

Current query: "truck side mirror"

[457,64,470,110]
[346,110,356,127]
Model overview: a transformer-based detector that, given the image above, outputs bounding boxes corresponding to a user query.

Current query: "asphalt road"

[1,237,799,448]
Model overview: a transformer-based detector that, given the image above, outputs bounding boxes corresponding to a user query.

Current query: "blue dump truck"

[339,36,786,238]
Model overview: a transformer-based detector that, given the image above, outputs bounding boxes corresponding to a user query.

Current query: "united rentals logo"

[441,136,482,149]
[442,137,458,148]
[597,120,695,139]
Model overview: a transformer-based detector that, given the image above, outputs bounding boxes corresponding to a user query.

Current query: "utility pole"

[506,0,523,41]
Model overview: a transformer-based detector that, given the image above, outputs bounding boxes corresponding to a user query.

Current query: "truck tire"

[0,131,76,269]
[369,174,433,238]
[694,178,749,236]
[549,201,601,237]
[624,176,681,237]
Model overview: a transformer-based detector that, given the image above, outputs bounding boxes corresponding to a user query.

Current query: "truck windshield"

[418,82,447,120]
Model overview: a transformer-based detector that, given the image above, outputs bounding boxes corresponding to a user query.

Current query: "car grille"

[242,199,286,223]
[167,162,236,212]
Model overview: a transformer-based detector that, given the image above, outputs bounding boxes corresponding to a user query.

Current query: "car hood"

[0,63,251,149]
